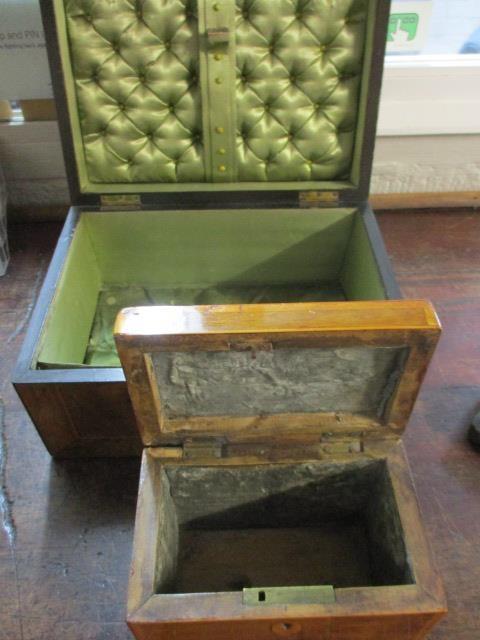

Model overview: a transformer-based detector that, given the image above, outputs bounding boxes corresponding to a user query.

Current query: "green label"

[387,13,419,43]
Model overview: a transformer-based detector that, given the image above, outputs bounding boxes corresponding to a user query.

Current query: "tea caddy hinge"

[320,433,364,455]
[182,438,224,460]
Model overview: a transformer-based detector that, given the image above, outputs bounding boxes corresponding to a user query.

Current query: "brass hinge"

[100,194,141,210]
[299,190,339,208]
[320,434,363,455]
[243,585,335,606]
[182,438,224,460]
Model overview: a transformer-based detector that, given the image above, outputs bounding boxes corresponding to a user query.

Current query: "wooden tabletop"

[0,210,479,639]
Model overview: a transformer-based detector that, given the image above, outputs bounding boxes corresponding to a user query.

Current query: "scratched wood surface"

[0,210,479,639]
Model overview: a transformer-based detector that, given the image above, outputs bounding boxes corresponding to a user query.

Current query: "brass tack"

[213,2,220,11]
[215,126,224,133]
[218,148,226,155]
[218,164,226,172]
[214,53,223,61]
[215,77,223,84]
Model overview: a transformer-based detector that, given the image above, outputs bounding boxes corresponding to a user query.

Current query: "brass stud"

[215,77,223,84]
[213,2,220,11]
[218,148,226,155]
[214,53,223,61]
[215,126,224,133]
[218,164,226,172]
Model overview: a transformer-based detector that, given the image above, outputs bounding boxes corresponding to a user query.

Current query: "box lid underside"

[114,301,441,447]
[48,0,388,201]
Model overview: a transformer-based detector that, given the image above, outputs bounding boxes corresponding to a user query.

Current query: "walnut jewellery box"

[13,0,438,460]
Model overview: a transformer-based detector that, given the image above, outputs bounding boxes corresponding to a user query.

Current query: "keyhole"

[258,590,266,602]
[272,621,302,637]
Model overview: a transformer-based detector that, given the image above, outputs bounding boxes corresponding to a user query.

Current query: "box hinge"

[100,194,141,210]
[299,190,339,208]
[182,438,224,460]
[320,434,363,455]
[243,585,335,606]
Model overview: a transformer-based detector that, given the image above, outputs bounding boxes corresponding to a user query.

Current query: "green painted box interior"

[36,207,386,369]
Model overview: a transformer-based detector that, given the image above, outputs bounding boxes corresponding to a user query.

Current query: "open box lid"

[114,301,440,452]
[42,0,391,208]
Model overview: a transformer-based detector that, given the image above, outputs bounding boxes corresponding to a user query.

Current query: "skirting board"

[371,191,480,211]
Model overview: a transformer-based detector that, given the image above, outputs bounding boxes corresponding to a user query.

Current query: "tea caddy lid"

[114,300,440,451]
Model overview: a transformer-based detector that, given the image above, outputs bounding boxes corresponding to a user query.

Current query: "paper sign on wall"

[0,0,53,100]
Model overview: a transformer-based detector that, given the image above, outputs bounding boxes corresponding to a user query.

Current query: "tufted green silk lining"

[63,0,368,184]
